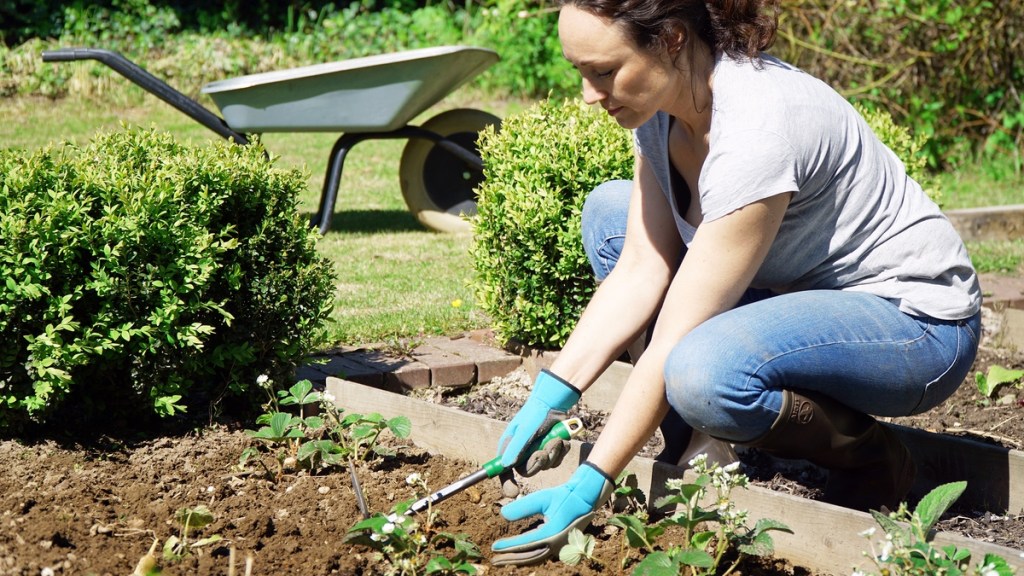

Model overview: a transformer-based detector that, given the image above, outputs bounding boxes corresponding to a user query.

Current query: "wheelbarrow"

[42,46,501,234]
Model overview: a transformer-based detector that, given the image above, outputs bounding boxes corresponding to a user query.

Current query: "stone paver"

[298,332,524,390]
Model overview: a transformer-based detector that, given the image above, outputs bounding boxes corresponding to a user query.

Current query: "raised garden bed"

[328,366,1024,576]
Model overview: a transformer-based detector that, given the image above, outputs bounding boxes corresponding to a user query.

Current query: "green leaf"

[942,544,971,562]
[154,394,186,417]
[247,412,303,441]
[176,505,215,530]
[738,531,776,557]
[286,379,316,404]
[162,535,182,560]
[632,551,679,576]
[424,556,453,574]
[981,553,1015,576]
[691,530,715,550]
[752,517,793,535]
[558,529,593,565]
[871,509,906,539]
[387,415,412,438]
[609,514,661,550]
[191,534,223,548]
[347,515,388,534]
[977,365,1024,397]
[674,547,715,568]
[914,481,967,534]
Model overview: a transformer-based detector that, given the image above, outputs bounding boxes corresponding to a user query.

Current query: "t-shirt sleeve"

[699,130,800,222]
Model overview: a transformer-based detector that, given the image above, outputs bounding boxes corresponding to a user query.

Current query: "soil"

[1,309,1023,576]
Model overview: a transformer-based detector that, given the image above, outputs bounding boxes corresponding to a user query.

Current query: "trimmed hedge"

[470,98,633,348]
[0,127,336,431]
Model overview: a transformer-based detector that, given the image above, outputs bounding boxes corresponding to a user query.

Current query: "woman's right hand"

[496,369,581,472]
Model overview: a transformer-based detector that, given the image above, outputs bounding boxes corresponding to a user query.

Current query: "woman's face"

[558,5,683,129]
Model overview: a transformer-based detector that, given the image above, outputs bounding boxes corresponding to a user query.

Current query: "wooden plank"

[945,204,1024,243]
[999,307,1024,351]
[895,424,1024,513]
[327,376,503,465]
[326,377,1024,575]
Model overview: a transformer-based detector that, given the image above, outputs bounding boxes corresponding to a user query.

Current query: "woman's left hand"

[490,462,614,566]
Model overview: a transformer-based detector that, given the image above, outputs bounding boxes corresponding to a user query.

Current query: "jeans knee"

[663,334,779,442]
[663,340,722,429]
[582,180,631,281]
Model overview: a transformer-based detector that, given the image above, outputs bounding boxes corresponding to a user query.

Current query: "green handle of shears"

[482,417,584,478]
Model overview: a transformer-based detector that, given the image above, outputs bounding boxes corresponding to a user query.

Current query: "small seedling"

[163,505,222,561]
[345,473,482,575]
[612,470,648,520]
[975,365,1024,398]
[559,528,602,568]
[857,481,1016,576]
[609,454,791,575]
[240,377,412,480]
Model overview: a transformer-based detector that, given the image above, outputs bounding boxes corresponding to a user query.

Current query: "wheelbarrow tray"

[200,45,498,133]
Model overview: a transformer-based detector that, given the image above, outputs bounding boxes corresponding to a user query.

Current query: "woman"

[490,0,981,566]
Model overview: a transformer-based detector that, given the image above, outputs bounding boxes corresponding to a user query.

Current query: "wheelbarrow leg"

[312,126,483,234]
[314,133,365,234]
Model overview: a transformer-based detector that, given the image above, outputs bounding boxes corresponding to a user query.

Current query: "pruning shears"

[409,417,584,514]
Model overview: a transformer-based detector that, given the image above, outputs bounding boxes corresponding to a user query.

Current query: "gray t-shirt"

[635,53,980,320]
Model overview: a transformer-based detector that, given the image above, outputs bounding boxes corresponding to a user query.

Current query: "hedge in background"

[0,127,336,431]
[776,0,1023,169]
[470,98,633,348]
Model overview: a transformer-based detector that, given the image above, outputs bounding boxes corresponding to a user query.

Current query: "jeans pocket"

[910,314,980,415]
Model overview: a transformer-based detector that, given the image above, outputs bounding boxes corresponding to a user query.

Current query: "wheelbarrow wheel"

[400,108,500,233]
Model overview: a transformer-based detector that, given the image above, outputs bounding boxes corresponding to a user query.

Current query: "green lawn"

[2,90,1020,347]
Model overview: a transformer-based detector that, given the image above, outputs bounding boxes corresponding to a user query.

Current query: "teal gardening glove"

[491,461,615,566]
[496,369,581,474]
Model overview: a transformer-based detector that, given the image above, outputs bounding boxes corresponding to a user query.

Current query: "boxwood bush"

[470,98,633,348]
[0,127,336,431]
[470,98,934,349]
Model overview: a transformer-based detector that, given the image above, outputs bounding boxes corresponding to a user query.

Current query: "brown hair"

[558,0,779,61]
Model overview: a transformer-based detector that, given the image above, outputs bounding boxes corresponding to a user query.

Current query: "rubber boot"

[744,389,917,512]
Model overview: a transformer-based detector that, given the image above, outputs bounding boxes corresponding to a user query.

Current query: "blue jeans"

[581,180,981,443]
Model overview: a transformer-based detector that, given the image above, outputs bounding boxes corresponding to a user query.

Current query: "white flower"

[382,522,396,534]
[322,391,337,404]
[41,569,55,576]
[370,532,384,542]
[405,472,422,486]
[851,570,867,576]
[665,478,686,491]
[858,527,876,538]
[980,563,999,576]
[256,374,269,385]
[879,539,894,561]
[723,461,741,473]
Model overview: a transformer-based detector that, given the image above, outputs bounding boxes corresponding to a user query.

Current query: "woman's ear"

[666,25,687,58]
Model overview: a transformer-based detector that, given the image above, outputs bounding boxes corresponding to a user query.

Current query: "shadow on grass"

[305,209,425,234]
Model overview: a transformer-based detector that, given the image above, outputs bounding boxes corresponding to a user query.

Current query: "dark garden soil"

[1,299,1023,575]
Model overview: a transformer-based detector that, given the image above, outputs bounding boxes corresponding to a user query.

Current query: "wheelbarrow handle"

[41,47,249,145]
[41,48,89,62]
